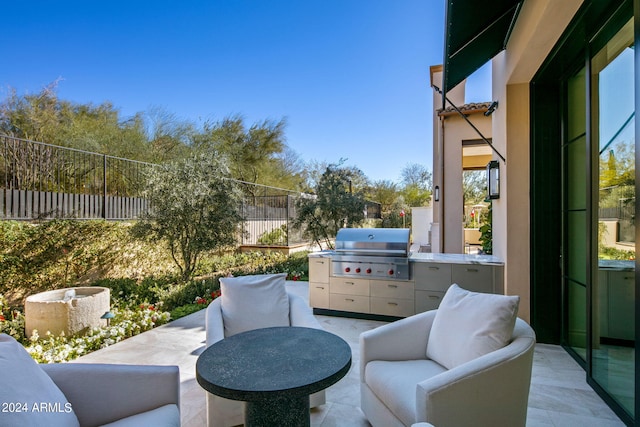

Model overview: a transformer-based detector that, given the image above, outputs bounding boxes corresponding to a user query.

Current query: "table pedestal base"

[245,395,310,427]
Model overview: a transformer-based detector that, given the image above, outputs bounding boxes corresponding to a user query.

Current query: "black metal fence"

[241,194,304,246]
[1,135,382,246]
[1,135,150,220]
[0,136,309,246]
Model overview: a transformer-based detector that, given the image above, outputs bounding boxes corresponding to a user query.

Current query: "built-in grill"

[331,228,411,281]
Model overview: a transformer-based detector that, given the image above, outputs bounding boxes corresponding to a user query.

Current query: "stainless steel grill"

[331,228,411,281]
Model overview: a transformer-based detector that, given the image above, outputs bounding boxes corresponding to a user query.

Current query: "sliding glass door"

[591,17,635,417]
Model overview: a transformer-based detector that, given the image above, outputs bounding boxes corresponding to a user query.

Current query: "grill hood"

[335,228,410,257]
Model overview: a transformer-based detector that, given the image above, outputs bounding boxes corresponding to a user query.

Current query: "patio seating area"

[72,281,625,427]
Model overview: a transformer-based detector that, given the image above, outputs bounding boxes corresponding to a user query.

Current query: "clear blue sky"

[1,0,491,183]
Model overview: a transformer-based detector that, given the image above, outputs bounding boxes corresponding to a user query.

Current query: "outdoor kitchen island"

[309,250,505,320]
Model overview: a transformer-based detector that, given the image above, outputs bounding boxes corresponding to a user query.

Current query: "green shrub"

[170,304,205,320]
[257,225,288,245]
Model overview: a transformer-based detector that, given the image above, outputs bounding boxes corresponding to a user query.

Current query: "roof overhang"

[443,0,524,96]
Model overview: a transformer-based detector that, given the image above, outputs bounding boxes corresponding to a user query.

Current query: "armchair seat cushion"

[100,403,179,427]
[365,360,447,426]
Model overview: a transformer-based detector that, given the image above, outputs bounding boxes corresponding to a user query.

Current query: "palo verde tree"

[293,165,366,249]
[132,152,244,281]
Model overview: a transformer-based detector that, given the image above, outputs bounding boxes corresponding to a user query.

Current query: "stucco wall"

[441,113,492,253]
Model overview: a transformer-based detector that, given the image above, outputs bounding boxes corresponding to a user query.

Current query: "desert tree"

[292,165,366,249]
[132,152,244,281]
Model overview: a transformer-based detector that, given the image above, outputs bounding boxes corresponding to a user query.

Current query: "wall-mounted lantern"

[434,186,440,202]
[487,161,500,199]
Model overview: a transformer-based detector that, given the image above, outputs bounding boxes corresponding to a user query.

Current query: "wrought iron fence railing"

[1,135,151,220]
[0,135,388,247]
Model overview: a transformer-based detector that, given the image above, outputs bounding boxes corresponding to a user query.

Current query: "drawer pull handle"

[428,295,440,300]
[466,268,479,272]
[345,298,355,302]
[315,286,325,290]
[625,276,634,280]
[428,267,439,271]
[388,302,398,306]
[388,284,398,288]
[345,282,354,285]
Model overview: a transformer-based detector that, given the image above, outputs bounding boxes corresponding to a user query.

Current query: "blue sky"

[1,1,491,183]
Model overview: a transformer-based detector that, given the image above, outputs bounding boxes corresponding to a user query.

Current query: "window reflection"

[593,18,635,417]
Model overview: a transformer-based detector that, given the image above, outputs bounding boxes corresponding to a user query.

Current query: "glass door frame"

[530,0,638,424]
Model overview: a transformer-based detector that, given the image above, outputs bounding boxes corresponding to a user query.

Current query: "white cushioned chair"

[205,273,326,427]
[360,284,536,427]
[0,334,180,427]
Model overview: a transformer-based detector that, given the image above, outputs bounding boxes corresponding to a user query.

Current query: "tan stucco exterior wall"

[490,0,585,322]
[430,65,467,253]
[440,113,492,253]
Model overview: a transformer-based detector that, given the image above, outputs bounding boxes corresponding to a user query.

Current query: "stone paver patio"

[73,282,625,427]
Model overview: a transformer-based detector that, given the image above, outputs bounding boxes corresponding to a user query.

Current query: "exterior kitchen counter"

[308,251,334,258]
[309,249,505,320]
[598,259,635,271]
[409,252,504,266]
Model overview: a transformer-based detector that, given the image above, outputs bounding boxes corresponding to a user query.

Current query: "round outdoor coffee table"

[196,326,352,427]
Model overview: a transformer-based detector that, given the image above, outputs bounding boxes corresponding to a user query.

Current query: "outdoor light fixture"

[434,186,440,202]
[484,101,498,116]
[101,311,115,326]
[487,161,500,199]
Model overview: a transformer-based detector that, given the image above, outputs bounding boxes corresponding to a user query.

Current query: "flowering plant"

[0,294,26,341]
[288,271,303,281]
[194,289,222,305]
[0,293,170,363]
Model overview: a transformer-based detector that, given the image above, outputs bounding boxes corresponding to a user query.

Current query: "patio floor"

[72,281,625,427]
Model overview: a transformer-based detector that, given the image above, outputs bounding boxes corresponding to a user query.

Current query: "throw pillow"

[219,273,290,337]
[426,284,519,369]
[0,334,80,427]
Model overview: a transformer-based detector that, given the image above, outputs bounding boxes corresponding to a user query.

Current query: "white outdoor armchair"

[360,309,536,427]
[0,333,180,427]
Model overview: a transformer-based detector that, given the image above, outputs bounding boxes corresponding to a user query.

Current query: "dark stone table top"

[196,326,352,402]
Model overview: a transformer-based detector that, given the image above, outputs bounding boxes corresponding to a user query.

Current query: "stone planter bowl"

[25,287,110,337]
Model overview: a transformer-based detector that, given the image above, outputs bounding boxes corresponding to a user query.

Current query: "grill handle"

[334,248,407,256]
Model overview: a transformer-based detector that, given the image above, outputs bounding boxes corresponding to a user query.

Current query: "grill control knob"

[388,269,394,276]
[355,268,361,273]
[366,268,372,274]
[345,267,351,273]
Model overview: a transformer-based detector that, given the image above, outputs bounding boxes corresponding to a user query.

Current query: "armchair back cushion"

[426,284,519,369]
[0,334,80,427]
[219,273,290,337]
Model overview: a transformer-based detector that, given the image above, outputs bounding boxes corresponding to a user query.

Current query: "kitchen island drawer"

[415,290,445,313]
[370,280,414,299]
[330,294,369,314]
[309,283,329,309]
[371,297,414,317]
[309,258,330,283]
[330,277,370,296]
[451,264,494,292]
[413,263,452,291]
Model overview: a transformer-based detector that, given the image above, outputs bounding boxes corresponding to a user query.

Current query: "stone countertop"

[409,252,504,266]
[308,250,504,266]
[308,251,335,258]
[598,259,635,271]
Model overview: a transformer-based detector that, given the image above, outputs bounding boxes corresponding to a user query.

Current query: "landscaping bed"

[0,220,309,362]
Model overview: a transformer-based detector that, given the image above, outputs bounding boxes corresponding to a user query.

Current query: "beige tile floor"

[73,282,626,427]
